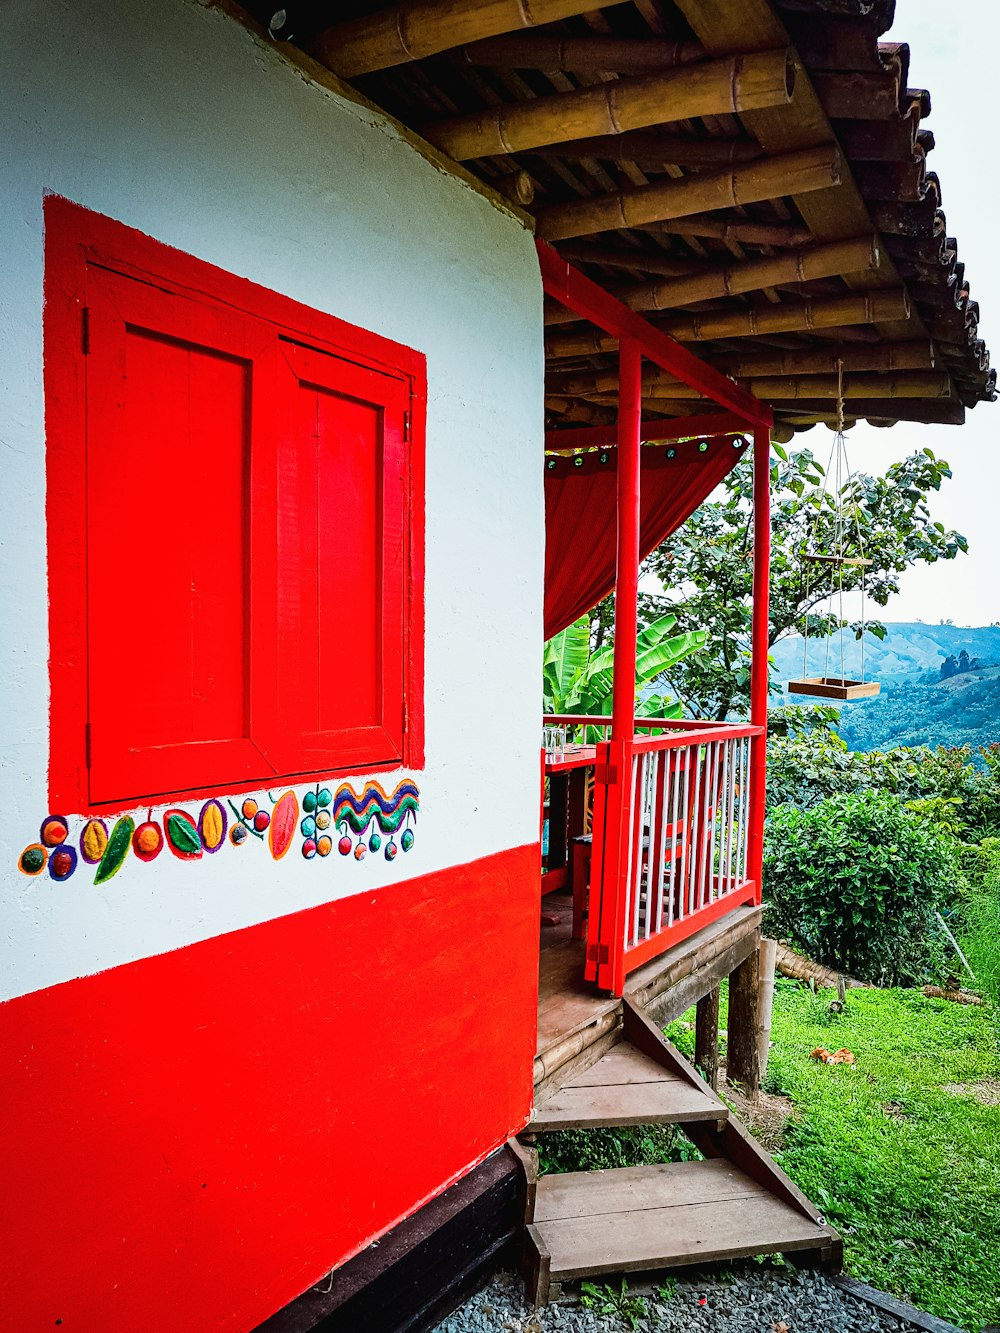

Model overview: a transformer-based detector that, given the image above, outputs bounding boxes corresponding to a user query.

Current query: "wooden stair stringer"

[623,997,828,1228]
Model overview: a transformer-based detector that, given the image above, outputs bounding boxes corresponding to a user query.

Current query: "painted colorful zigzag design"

[332,780,420,835]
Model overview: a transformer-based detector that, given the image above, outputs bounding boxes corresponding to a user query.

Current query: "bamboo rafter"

[542,235,880,324]
[533,131,763,169]
[537,145,841,241]
[459,34,706,72]
[547,341,937,396]
[423,50,794,160]
[312,0,608,77]
[544,289,910,358]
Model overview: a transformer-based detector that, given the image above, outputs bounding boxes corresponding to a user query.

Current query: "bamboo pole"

[718,340,935,378]
[549,340,935,392]
[556,242,705,277]
[460,34,705,71]
[618,235,880,312]
[492,168,535,206]
[543,289,910,357]
[313,0,607,77]
[652,215,813,245]
[773,398,965,425]
[423,50,794,160]
[535,130,763,169]
[583,371,952,402]
[543,235,879,324]
[544,396,617,424]
[657,288,909,343]
[537,145,841,242]
[743,372,952,400]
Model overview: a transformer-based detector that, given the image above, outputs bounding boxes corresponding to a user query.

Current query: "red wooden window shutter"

[45,197,425,813]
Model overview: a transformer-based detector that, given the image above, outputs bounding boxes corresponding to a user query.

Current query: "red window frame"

[44,195,425,814]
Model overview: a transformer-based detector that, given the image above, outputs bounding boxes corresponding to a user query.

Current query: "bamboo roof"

[247,0,995,438]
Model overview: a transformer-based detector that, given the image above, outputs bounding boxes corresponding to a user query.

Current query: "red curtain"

[544,435,748,639]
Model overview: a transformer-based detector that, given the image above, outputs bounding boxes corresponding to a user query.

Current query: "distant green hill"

[770,621,1000,683]
[837,665,1000,752]
[769,623,1000,752]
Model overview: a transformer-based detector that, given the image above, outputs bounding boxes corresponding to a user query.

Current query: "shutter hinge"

[81,305,90,354]
[403,410,411,442]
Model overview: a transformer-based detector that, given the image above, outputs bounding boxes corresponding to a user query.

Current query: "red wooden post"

[747,424,772,904]
[611,336,642,741]
[591,338,643,992]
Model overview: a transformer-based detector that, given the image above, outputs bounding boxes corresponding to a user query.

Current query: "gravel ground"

[432,1263,933,1333]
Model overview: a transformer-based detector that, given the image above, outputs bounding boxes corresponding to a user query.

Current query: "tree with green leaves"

[543,613,705,723]
[607,445,968,721]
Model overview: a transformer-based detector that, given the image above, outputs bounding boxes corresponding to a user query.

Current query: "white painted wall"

[0,0,544,1001]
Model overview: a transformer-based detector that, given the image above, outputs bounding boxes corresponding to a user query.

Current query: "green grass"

[536,1121,701,1176]
[761,980,1000,1331]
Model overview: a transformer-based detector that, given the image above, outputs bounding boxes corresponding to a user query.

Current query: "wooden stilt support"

[695,985,721,1092]
[537,145,840,241]
[424,51,793,160]
[727,939,762,1097]
[758,938,778,1080]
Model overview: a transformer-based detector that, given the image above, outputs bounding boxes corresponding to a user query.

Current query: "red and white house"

[0,1,991,1329]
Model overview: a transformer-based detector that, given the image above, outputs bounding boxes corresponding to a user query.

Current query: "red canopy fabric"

[544,435,749,639]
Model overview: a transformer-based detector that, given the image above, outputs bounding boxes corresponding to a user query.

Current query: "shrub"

[766,735,1000,842]
[959,838,1000,1014]
[764,791,957,985]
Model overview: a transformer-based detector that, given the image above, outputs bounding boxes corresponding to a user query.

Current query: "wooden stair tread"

[532,1042,727,1130]
[532,1160,834,1279]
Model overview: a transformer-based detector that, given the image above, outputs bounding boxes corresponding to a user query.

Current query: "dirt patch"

[943,1078,1000,1106]
[882,1100,909,1122]
[721,1072,795,1152]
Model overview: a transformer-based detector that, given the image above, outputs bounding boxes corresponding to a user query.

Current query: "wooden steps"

[518,995,842,1304]
[531,1041,727,1131]
[530,1159,836,1281]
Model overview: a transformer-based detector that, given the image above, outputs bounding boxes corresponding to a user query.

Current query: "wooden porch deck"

[534,895,765,1099]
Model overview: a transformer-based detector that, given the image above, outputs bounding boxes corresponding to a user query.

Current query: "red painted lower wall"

[0,843,540,1332]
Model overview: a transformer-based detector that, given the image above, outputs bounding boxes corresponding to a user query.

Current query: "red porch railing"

[543,716,763,995]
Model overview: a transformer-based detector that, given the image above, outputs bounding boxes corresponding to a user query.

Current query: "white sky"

[841,1,1000,625]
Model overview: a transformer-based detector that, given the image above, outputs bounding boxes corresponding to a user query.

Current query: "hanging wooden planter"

[787,677,881,701]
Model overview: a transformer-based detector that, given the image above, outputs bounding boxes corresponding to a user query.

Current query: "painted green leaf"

[94,816,135,885]
[166,812,202,858]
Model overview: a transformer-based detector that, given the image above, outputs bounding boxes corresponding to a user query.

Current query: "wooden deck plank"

[531,1079,726,1130]
[533,1162,833,1277]
[531,1041,727,1130]
[561,1043,680,1087]
[536,938,618,1056]
[535,1160,757,1222]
